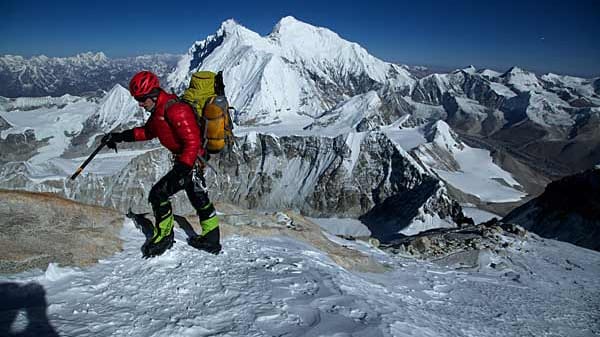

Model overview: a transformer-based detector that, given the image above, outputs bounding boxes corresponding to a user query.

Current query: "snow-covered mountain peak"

[168,16,415,126]
[103,83,129,102]
[479,69,501,78]
[270,16,339,42]
[461,65,477,74]
[425,120,462,150]
[502,66,542,92]
[218,18,259,40]
[93,84,138,131]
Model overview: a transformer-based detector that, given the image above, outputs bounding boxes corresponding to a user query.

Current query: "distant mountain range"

[1,16,599,242]
[0,52,180,97]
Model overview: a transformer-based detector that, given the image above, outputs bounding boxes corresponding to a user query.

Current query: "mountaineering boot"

[188,224,221,255]
[188,203,221,255]
[143,201,175,258]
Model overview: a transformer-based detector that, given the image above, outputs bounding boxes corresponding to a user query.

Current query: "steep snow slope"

[1,219,598,337]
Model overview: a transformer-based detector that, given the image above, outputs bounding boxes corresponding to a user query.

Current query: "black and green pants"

[148,164,219,242]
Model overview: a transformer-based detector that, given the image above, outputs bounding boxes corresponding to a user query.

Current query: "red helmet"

[129,71,160,97]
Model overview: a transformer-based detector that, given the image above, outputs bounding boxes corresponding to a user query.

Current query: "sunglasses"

[135,95,150,103]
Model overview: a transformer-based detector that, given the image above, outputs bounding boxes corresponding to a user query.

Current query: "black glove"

[101,132,123,152]
[102,130,134,152]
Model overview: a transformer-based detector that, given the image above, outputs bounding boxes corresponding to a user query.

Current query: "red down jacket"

[132,90,203,167]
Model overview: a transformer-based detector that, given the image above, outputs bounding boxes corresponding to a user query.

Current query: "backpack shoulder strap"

[163,98,179,127]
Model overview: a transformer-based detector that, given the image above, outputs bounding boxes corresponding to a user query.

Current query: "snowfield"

[1,219,599,337]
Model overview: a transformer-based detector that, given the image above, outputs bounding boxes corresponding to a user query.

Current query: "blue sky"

[1,0,599,77]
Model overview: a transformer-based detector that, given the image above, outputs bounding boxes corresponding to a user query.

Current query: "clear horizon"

[2,0,599,78]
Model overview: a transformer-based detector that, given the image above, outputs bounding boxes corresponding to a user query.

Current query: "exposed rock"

[380,219,529,265]
[503,168,600,251]
[0,115,11,131]
[0,130,50,165]
[0,189,123,274]
[1,189,385,274]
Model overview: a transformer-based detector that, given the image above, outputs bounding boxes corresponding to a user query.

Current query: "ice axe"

[69,135,118,180]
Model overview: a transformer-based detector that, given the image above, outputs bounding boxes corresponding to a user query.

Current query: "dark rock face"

[0,115,10,131]
[0,130,49,165]
[359,179,466,242]
[503,169,600,251]
[207,133,455,222]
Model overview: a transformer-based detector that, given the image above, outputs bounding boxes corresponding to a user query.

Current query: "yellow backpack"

[179,71,235,154]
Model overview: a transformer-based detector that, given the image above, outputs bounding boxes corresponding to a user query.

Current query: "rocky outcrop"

[381,219,528,270]
[503,168,600,251]
[0,189,123,274]
[0,189,385,274]
[0,115,10,131]
[0,130,49,165]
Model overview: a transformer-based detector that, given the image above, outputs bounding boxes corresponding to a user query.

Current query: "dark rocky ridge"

[503,168,600,251]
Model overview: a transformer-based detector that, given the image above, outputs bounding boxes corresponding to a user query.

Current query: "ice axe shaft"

[70,142,106,180]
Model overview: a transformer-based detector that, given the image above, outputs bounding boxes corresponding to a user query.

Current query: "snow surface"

[502,67,543,93]
[488,82,517,98]
[382,118,428,152]
[460,205,501,224]
[2,219,599,337]
[414,121,526,203]
[0,97,96,164]
[93,84,140,132]
[308,217,372,237]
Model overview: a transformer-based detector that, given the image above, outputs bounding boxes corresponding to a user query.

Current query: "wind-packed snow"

[403,96,447,120]
[414,121,526,203]
[541,73,597,98]
[2,219,599,337]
